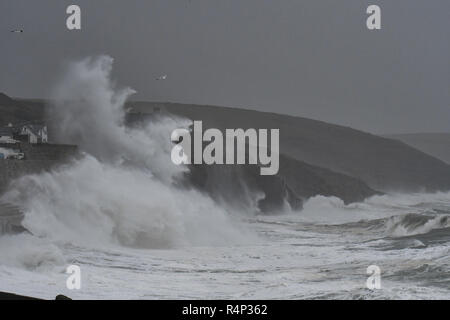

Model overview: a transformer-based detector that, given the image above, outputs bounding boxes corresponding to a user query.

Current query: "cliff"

[129,102,450,193]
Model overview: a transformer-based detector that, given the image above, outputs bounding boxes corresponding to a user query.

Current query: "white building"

[20,124,48,144]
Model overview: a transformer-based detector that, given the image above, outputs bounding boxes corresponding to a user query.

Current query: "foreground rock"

[0,291,41,300]
[0,291,71,300]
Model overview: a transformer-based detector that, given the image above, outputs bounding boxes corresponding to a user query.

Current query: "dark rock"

[0,291,41,300]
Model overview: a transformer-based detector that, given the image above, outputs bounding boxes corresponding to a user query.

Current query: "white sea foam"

[2,56,252,250]
[0,233,64,270]
[1,56,449,299]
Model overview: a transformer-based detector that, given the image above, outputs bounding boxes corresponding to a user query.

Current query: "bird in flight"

[156,75,167,81]
[10,29,24,33]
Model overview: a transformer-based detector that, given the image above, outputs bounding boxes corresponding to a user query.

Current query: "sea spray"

[0,233,64,270]
[48,55,187,183]
[3,156,250,248]
[2,55,253,249]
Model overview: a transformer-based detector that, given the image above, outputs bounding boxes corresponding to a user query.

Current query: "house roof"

[22,124,46,136]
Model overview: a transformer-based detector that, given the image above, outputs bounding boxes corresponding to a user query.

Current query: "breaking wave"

[0,233,64,270]
[2,55,252,250]
[297,192,450,237]
[4,156,251,248]
[385,214,450,238]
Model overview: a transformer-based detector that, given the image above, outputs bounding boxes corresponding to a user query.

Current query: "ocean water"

[0,192,449,300]
[0,56,448,299]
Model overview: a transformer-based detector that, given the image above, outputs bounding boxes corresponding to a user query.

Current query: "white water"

[0,56,449,299]
[1,191,450,299]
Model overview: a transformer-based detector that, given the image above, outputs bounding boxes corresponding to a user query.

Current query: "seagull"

[10,29,24,33]
[156,74,167,81]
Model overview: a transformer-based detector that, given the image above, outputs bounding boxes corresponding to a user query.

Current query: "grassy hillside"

[0,93,44,126]
[130,101,450,193]
[386,133,450,165]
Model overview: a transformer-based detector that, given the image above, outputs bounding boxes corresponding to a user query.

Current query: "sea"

[0,55,448,300]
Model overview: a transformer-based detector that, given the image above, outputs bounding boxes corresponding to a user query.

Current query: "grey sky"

[0,0,449,134]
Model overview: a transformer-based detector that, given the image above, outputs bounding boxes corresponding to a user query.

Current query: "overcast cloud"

[0,0,449,134]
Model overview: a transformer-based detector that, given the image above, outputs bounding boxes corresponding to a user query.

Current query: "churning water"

[0,56,448,299]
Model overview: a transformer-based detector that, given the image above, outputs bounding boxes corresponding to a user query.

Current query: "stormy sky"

[0,0,449,134]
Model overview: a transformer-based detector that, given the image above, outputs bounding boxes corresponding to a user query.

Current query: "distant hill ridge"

[129,101,450,193]
[0,92,16,104]
[0,93,45,126]
[3,95,450,209]
[386,133,450,165]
